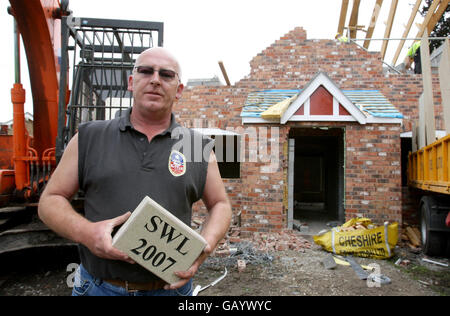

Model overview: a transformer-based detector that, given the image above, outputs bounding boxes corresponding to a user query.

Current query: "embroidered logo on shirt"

[168,150,186,177]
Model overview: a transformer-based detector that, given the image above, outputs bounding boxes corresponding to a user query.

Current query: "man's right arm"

[38,134,133,263]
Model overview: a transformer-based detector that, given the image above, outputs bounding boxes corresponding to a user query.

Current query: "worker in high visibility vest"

[335,33,349,43]
[405,41,422,74]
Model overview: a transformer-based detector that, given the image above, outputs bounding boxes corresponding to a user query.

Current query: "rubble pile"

[203,241,274,270]
[250,231,312,252]
[193,215,312,271]
[192,214,312,252]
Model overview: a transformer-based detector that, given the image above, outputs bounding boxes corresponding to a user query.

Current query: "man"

[405,41,422,74]
[38,47,232,296]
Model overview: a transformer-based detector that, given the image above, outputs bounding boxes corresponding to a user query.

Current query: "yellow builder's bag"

[313,218,398,259]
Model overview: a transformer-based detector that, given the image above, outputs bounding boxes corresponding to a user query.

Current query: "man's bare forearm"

[38,193,91,245]
[201,200,232,250]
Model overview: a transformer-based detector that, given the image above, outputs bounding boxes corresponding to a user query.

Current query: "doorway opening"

[288,127,345,233]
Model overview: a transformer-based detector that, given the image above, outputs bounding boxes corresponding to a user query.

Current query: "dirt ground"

[0,235,448,296]
[196,248,448,296]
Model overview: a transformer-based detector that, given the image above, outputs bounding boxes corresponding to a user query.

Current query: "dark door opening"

[289,128,344,223]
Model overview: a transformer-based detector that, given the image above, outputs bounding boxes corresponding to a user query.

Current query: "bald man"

[38,47,232,296]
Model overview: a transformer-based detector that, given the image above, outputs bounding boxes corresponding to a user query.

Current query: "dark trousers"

[414,49,422,74]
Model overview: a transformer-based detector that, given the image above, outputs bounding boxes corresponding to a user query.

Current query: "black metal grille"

[56,16,163,159]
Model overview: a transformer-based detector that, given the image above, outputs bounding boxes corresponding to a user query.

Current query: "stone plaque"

[112,196,207,284]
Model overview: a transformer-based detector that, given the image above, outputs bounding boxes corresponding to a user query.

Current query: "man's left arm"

[166,151,232,290]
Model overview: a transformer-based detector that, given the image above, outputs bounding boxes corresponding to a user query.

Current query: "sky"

[0,0,430,122]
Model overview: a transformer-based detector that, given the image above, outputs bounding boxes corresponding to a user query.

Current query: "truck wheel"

[420,197,445,256]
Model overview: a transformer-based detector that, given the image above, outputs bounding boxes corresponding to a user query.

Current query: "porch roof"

[240,89,403,119]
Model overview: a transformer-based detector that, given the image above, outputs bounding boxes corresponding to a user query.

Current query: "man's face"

[128,49,183,115]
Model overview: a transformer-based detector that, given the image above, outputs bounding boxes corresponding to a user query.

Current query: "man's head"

[128,47,184,118]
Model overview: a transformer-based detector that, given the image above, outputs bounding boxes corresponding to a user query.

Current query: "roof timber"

[363,0,384,49]
[380,0,399,60]
[416,0,442,38]
[337,0,350,35]
[391,0,423,65]
[349,0,362,38]
[337,0,449,67]
[423,0,449,37]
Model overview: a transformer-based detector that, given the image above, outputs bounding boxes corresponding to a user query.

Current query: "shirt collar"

[119,107,180,135]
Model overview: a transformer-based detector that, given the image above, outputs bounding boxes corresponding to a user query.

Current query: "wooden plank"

[364,0,384,49]
[419,94,426,149]
[439,39,450,134]
[406,227,421,246]
[392,0,422,65]
[426,0,450,36]
[415,0,441,38]
[380,0,399,60]
[412,227,422,242]
[421,30,437,146]
[348,0,361,39]
[337,0,350,35]
[218,61,231,86]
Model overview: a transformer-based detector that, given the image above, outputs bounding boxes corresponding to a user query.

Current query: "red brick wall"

[379,75,443,133]
[344,124,402,223]
[175,27,443,233]
[237,125,289,236]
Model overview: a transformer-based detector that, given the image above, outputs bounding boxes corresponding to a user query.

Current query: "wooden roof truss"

[337,0,449,66]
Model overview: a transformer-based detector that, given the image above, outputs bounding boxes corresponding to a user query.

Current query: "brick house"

[176,27,444,236]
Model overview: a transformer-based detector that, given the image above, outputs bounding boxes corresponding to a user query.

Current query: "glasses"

[134,66,179,81]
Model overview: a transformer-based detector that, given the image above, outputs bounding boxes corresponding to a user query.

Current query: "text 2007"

[130,239,177,272]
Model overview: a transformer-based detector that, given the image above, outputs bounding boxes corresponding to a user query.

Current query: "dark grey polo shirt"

[77,108,213,282]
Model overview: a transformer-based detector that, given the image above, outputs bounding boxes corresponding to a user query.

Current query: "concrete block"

[112,196,207,285]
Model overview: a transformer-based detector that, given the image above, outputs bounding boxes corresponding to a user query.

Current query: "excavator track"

[0,205,76,255]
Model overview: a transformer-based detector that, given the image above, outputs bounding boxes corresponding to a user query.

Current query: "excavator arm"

[2,0,69,199]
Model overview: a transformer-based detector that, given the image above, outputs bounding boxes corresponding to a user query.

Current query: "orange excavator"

[0,0,163,254]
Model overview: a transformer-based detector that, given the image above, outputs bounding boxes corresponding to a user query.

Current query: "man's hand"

[164,243,213,290]
[83,212,135,264]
